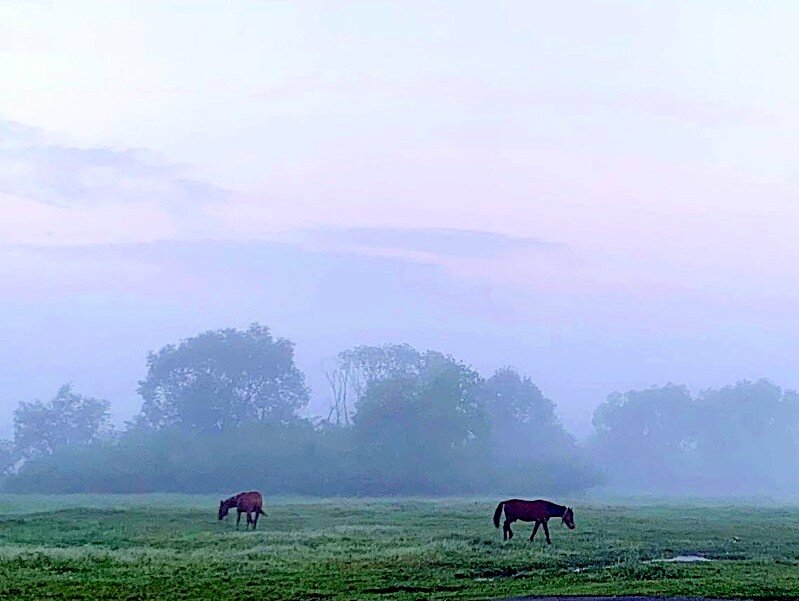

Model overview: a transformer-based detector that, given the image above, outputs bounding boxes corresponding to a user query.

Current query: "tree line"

[2,323,798,495]
[592,380,799,493]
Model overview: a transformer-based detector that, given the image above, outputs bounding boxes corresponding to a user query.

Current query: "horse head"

[562,507,575,529]
[218,499,231,521]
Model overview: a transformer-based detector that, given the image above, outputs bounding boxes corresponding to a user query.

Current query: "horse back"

[503,499,550,521]
[235,491,263,512]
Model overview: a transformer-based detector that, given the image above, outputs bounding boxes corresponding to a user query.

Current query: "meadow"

[0,494,798,599]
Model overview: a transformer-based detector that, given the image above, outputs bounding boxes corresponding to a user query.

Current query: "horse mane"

[222,493,241,507]
[544,500,567,516]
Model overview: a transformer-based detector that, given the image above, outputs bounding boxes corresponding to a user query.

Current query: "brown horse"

[493,499,575,544]
[218,491,266,530]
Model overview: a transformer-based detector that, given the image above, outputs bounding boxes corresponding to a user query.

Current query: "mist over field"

[3,1,799,499]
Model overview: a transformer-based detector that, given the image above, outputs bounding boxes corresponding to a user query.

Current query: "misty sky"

[2,1,799,438]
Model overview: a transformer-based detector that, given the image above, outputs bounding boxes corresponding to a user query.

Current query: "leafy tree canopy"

[481,367,575,459]
[591,379,799,490]
[13,384,109,458]
[352,348,487,491]
[138,323,309,431]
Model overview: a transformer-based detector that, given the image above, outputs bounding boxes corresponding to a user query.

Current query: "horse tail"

[493,501,505,528]
[257,507,266,516]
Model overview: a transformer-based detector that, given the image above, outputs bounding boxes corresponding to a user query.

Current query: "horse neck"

[546,502,566,518]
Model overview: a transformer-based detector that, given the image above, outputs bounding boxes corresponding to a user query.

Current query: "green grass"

[1,494,798,599]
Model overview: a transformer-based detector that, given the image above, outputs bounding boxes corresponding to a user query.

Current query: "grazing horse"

[218,491,266,530]
[493,499,575,544]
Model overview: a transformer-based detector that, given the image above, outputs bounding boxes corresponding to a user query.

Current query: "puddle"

[645,554,711,563]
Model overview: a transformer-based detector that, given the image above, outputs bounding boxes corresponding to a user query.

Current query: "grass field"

[1,494,798,599]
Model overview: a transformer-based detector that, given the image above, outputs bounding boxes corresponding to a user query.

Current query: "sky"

[2,1,799,438]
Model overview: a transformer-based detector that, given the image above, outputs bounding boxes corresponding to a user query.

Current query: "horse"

[493,499,575,544]
[218,491,266,530]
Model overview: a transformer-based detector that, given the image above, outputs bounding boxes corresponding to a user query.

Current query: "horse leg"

[503,519,514,540]
[236,509,242,529]
[530,521,540,542]
[542,520,552,544]
[252,510,259,530]
[246,512,253,529]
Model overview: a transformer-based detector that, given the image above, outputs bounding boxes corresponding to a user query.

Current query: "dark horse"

[218,491,266,530]
[493,499,575,544]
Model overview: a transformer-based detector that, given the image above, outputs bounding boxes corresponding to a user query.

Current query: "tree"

[590,380,799,492]
[591,384,696,486]
[0,439,18,474]
[138,323,309,431]
[13,384,110,458]
[342,343,426,398]
[322,344,427,427]
[695,380,799,489]
[323,359,351,427]
[353,349,487,492]
[480,367,574,460]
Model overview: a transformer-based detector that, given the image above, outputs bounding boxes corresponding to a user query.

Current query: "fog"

[2,1,799,496]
